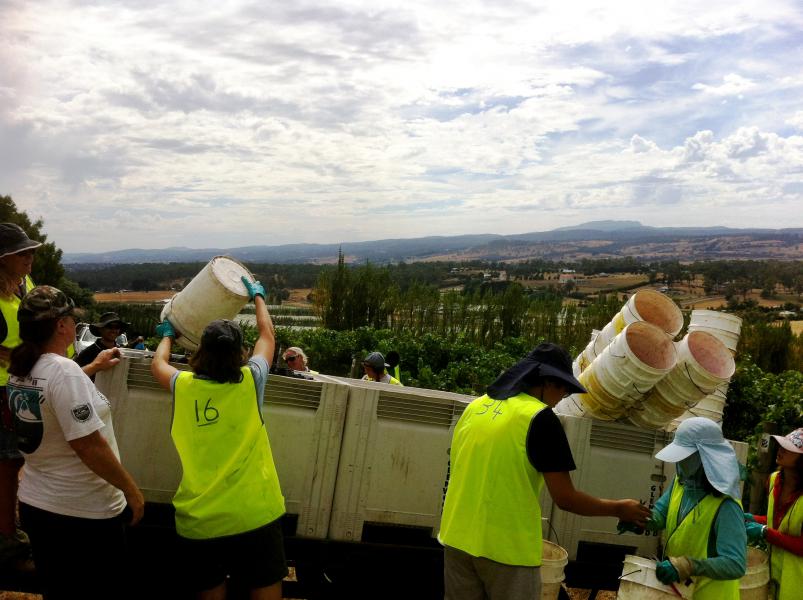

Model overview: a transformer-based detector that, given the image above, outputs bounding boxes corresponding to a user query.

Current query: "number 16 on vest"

[195,398,219,426]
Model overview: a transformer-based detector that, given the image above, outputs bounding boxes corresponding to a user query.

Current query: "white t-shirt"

[8,353,126,519]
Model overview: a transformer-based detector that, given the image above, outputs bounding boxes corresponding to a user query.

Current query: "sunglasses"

[15,249,37,257]
[285,355,299,362]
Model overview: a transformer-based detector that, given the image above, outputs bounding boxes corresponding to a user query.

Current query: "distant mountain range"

[63,221,803,265]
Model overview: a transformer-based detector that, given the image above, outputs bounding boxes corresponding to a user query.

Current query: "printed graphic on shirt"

[7,383,44,454]
[71,404,92,422]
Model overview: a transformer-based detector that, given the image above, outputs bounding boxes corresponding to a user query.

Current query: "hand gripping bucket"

[575,290,683,373]
[160,256,252,351]
[739,547,769,600]
[617,555,694,600]
[541,541,568,600]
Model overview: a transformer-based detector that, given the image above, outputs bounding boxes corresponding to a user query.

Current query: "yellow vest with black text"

[665,478,740,600]
[767,471,803,600]
[439,392,548,566]
[0,275,35,386]
[171,367,285,539]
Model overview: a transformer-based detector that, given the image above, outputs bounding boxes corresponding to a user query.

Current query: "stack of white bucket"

[667,309,742,430]
[557,290,683,421]
[555,294,741,431]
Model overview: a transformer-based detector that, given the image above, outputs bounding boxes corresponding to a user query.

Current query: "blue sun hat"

[655,417,741,499]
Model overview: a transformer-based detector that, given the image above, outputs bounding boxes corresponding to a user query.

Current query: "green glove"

[656,557,693,584]
[655,559,679,584]
[744,512,755,522]
[746,522,766,544]
[156,320,175,338]
[241,276,266,301]
[617,521,645,535]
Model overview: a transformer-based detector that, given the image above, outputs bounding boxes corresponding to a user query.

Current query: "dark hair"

[787,454,803,493]
[9,318,60,377]
[188,344,246,384]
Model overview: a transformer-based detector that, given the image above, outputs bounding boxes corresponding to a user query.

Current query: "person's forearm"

[255,295,275,340]
[69,432,139,497]
[253,295,275,361]
[153,336,172,366]
[767,527,803,556]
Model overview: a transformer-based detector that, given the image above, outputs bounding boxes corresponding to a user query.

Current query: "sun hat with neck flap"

[486,342,587,400]
[655,417,741,499]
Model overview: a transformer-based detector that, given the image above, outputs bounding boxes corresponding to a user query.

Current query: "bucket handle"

[619,568,642,580]
[682,363,718,398]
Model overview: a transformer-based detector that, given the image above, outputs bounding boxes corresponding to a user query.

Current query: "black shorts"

[178,518,288,592]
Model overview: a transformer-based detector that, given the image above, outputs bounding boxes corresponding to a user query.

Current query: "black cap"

[200,319,243,353]
[0,223,42,258]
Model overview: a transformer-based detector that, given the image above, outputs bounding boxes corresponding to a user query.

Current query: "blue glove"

[156,320,175,338]
[746,522,766,544]
[617,521,645,535]
[655,559,680,584]
[744,512,755,522]
[241,276,265,301]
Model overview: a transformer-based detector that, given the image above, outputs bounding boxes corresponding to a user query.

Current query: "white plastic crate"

[96,354,349,538]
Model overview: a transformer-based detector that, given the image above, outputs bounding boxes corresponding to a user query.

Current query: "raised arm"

[242,276,275,366]
[150,320,178,391]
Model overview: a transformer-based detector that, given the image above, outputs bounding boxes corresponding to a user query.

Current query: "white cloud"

[2,0,803,252]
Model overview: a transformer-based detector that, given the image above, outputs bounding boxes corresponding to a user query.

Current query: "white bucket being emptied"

[617,555,694,600]
[740,547,770,600]
[541,541,568,600]
[160,256,252,351]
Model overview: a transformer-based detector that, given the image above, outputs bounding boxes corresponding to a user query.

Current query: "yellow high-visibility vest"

[767,471,803,600]
[439,392,547,566]
[665,478,740,600]
[171,367,285,539]
[0,275,35,386]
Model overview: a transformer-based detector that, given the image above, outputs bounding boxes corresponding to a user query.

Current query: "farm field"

[94,290,175,303]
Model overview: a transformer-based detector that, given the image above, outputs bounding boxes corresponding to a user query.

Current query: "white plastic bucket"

[740,547,769,600]
[160,256,252,351]
[576,322,677,421]
[575,290,683,373]
[689,310,742,354]
[629,331,734,429]
[617,555,694,600]
[541,541,568,600]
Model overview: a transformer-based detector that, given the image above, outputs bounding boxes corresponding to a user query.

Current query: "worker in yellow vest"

[744,427,803,600]
[151,276,286,600]
[439,343,650,600]
[0,223,40,570]
[621,417,746,599]
[361,352,402,386]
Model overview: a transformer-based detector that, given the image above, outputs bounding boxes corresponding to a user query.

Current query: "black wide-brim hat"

[0,223,43,258]
[89,312,131,336]
[486,342,587,400]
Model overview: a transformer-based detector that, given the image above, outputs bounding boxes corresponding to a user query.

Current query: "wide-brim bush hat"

[89,312,131,336]
[18,286,75,322]
[0,223,42,258]
[486,342,587,400]
[772,428,803,454]
[656,417,741,499]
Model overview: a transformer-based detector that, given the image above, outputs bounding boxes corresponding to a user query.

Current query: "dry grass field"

[94,290,176,303]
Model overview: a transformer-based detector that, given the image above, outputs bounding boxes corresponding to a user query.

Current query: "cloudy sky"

[2,0,803,253]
